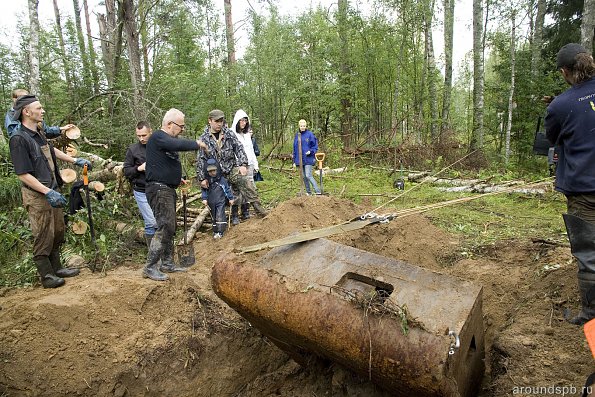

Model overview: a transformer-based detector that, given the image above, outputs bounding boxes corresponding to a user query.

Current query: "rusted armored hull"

[212,239,484,397]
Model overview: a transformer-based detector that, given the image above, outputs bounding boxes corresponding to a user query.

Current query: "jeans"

[134,190,157,235]
[303,164,320,194]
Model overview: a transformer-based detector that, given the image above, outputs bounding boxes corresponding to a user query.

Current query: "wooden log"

[179,207,210,244]
[60,168,77,184]
[52,126,81,148]
[65,144,77,157]
[65,254,86,268]
[89,181,105,192]
[71,220,88,235]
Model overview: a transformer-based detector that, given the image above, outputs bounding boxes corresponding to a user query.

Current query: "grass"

[0,153,568,287]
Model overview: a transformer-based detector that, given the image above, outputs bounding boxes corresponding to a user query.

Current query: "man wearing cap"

[9,95,92,288]
[4,88,75,139]
[196,109,267,225]
[142,108,208,281]
[545,43,595,325]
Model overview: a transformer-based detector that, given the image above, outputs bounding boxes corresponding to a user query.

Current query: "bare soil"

[0,195,592,396]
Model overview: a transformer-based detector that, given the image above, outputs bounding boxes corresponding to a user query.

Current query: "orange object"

[584,319,595,359]
[315,152,325,170]
[83,164,89,186]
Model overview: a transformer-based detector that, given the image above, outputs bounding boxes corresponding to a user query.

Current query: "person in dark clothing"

[5,88,75,139]
[142,108,207,282]
[123,121,157,247]
[9,95,91,288]
[545,43,595,325]
[201,158,235,239]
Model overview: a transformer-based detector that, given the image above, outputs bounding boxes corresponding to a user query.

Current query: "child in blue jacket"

[292,119,321,195]
[201,158,235,239]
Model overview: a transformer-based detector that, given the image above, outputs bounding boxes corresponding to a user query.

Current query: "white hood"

[232,109,259,169]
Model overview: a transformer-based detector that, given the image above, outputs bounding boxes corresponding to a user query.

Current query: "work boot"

[240,203,251,221]
[231,205,240,226]
[33,255,65,288]
[142,239,169,281]
[160,241,187,273]
[563,214,595,325]
[49,249,79,278]
[251,201,268,217]
[566,278,595,325]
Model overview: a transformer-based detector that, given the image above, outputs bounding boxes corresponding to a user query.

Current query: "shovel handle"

[83,164,89,186]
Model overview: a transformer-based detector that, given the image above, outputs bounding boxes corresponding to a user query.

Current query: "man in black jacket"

[143,108,207,281]
[123,121,157,249]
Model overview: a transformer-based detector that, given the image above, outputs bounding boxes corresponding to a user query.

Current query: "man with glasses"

[196,109,267,225]
[142,108,207,281]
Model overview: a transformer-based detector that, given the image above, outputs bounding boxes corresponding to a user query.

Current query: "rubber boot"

[142,235,169,281]
[160,240,187,273]
[251,201,268,217]
[563,214,595,325]
[33,255,65,288]
[240,203,251,221]
[231,205,240,226]
[145,234,153,249]
[49,249,79,278]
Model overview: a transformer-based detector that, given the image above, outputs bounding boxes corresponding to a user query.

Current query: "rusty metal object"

[212,239,484,397]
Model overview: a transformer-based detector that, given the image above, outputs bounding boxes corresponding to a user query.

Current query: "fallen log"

[178,207,210,244]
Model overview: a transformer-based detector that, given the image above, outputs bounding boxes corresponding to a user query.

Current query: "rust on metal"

[212,239,484,397]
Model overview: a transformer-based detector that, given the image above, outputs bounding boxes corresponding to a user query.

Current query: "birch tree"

[505,12,516,165]
[52,0,73,98]
[582,0,595,52]
[337,0,353,148]
[471,0,484,150]
[441,0,454,138]
[28,0,41,95]
[122,0,146,120]
[73,0,93,94]
[83,0,100,94]
[530,0,545,80]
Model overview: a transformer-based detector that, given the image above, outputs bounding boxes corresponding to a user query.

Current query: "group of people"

[121,108,270,281]
[7,88,324,286]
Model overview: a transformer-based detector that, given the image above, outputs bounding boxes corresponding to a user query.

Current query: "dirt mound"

[0,196,592,396]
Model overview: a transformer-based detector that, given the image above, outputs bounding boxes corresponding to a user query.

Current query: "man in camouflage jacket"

[196,109,267,224]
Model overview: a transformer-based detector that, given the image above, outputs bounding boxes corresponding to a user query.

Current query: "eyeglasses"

[171,121,185,130]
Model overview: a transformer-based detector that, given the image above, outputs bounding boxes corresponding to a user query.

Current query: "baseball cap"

[208,109,225,121]
[556,43,588,69]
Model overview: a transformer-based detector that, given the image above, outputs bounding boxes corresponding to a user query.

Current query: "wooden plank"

[239,218,378,253]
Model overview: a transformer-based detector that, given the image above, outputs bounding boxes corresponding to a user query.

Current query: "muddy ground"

[0,195,592,396]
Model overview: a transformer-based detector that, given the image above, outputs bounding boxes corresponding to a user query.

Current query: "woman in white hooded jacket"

[231,109,259,220]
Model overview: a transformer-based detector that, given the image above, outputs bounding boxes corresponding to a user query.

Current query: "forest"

[2,1,595,395]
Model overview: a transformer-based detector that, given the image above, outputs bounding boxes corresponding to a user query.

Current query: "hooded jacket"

[293,129,318,166]
[201,158,234,206]
[231,109,259,170]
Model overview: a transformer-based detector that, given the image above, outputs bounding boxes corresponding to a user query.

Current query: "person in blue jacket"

[545,43,595,325]
[292,119,321,195]
[5,89,75,139]
[201,158,235,239]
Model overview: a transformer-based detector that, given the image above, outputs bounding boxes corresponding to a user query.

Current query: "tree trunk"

[83,0,100,95]
[471,0,485,151]
[505,12,516,166]
[531,0,546,80]
[224,0,237,101]
[28,0,41,95]
[139,0,151,83]
[424,0,438,142]
[582,0,595,52]
[73,0,93,94]
[441,0,454,138]
[122,0,146,121]
[52,0,73,102]
[337,0,353,149]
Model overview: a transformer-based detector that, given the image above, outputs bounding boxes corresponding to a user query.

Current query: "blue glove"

[45,190,67,208]
[74,158,92,170]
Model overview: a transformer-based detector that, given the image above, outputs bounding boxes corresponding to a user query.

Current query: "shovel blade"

[177,244,195,267]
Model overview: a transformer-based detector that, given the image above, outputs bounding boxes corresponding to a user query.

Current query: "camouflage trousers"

[226,167,259,205]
